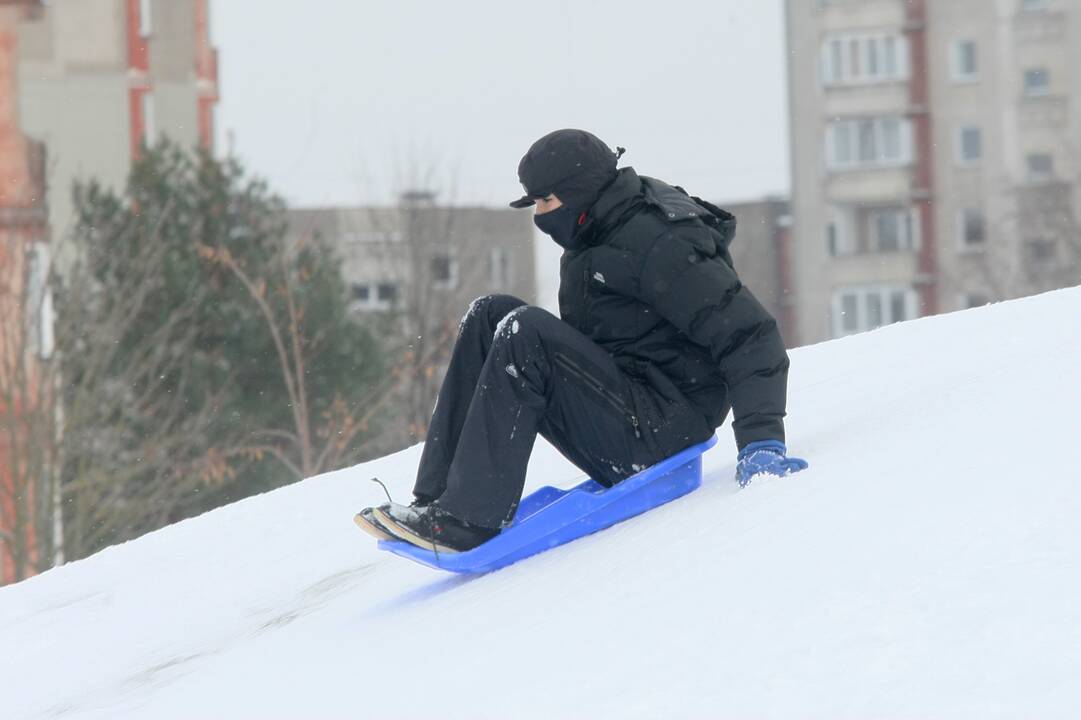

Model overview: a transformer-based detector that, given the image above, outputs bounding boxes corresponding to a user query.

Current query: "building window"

[1026,238,1057,264]
[142,91,156,146]
[26,244,55,359]
[829,206,919,255]
[488,247,511,289]
[1026,152,1054,181]
[820,33,908,87]
[376,283,398,304]
[826,222,840,257]
[826,117,912,170]
[951,40,979,82]
[349,282,398,311]
[1023,68,1050,96]
[831,286,917,337]
[957,126,982,164]
[825,208,857,256]
[958,208,987,249]
[839,293,859,334]
[139,0,152,36]
[431,253,459,290]
[350,283,370,302]
[868,208,919,252]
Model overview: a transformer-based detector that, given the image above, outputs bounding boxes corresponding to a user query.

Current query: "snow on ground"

[3,286,1081,719]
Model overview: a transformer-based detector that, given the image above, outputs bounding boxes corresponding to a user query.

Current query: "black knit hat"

[509,129,623,212]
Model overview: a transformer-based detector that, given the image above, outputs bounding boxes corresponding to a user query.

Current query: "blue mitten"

[736,440,808,487]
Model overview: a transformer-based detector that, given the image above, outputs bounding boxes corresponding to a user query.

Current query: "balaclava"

[509,129,623,248]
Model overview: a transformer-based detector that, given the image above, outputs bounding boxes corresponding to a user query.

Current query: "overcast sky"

[210,0,790,210]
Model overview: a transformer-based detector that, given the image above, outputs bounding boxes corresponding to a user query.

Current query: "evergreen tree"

[57,141,385,559]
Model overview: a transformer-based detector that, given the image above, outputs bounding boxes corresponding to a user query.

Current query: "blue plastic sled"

[378,434,717,573]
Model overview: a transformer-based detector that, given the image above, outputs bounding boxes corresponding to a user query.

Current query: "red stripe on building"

[1,1,48,585]
[905,0,938,317]
[194,0,218,151]
[126,0,149,160]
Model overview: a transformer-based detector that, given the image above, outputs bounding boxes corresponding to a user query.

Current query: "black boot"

[374,502,499,553]
[355,496,432,541]
[353,507,397,541]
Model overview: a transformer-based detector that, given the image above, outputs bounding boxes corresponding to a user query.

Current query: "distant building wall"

[288,200,537,455]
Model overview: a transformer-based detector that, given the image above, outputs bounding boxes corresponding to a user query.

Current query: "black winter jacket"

[556,167,790,452]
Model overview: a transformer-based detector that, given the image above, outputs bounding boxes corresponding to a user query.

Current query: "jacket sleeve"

[637,229,790,449]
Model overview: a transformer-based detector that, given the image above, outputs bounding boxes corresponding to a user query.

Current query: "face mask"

[533,205,581,249]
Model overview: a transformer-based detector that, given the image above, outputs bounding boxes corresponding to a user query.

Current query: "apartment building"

[288,197,537,453]
[787,0,1081,345]
[16,0,218,243]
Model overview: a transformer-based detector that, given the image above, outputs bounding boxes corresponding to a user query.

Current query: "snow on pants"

[413,294,670,529]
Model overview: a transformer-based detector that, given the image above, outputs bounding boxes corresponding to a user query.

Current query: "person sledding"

[356,128,807,553]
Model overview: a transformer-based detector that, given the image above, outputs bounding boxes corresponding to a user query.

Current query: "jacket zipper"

[554,352,641,438]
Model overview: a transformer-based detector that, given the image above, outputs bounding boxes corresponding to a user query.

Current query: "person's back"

[550,159,789,454]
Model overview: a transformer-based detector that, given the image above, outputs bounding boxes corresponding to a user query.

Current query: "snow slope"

[3,287,1081,719]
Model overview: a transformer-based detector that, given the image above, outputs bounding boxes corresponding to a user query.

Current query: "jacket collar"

[559,167,643,251]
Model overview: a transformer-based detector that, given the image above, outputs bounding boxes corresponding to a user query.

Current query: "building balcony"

[1013,10,1069,43]
[828,251,921,287]
[825,165,915,204]
[823,84,911,118]
[1018,94,1069,131]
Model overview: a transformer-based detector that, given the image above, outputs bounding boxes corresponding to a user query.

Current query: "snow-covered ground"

[3,287,1081,719]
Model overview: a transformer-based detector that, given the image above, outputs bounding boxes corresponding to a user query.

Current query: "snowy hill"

[3,287,1081,719]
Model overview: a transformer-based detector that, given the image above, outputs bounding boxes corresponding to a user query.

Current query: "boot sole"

[353,509,398,541]
[372,508,462,554]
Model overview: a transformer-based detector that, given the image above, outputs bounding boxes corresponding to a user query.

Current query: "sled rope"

[370,477,393,504]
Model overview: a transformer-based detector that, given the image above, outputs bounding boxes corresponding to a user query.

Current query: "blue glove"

[736,440,808,487]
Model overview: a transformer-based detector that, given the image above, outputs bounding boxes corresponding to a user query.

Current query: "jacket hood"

[568,168,726,257]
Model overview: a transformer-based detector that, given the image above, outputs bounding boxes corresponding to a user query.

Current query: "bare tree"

[51,194,234,561]
[196,233,397,480]
[347,189,509,448]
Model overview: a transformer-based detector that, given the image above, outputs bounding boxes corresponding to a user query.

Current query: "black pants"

[413,294,670,528]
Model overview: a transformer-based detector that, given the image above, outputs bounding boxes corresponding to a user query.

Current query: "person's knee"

[492,305,556,347]
[459,294,526,334]
[491,306,554,384]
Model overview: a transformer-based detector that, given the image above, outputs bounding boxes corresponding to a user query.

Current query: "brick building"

[1,0,220,584]
[1,0,49,585]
